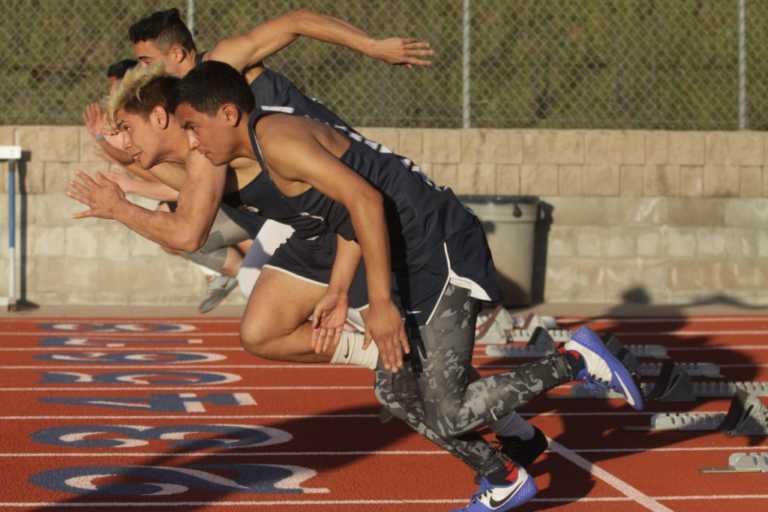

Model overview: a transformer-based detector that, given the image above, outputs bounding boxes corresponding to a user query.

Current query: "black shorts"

[394,220,501,326]
[265,232,369,309]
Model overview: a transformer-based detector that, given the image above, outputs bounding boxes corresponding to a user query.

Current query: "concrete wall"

[1,126,767,306]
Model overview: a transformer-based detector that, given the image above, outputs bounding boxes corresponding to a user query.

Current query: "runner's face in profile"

[133,40,188,77]
[176,102,239,166]
[114,108,165,169]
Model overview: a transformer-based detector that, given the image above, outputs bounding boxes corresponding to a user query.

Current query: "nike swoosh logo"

[487,478,524,509]
[343,341,351,360]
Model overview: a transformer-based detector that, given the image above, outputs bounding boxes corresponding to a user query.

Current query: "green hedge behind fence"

[1,0,767,129]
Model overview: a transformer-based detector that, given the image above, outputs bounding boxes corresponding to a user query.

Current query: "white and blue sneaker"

[565,326,645,410]
[454,464,537,511]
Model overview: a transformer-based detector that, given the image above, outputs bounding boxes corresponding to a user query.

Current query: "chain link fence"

[2,0,768,129]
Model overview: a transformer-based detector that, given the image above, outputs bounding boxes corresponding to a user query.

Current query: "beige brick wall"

[1,126,766,306]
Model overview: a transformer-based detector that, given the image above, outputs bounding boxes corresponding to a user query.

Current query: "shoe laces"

[582,372,612,394]
[472,488,494,504]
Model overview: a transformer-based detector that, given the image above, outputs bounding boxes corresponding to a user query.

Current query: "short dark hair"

[129,8,197,52]
[106,59,139,80]
[176,61,255,116]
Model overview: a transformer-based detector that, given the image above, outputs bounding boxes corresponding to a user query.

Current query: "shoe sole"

[572,326,645,411]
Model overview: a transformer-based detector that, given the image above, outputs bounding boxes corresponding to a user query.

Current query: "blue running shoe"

[454,465,537,511]
[565,326,645,410]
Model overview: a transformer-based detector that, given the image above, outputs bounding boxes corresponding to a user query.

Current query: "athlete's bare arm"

[206,9,433,73]
[102,170,179,202]
[69,150,227,253]
[256,114,408,371]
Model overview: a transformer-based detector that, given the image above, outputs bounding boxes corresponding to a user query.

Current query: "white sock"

[331,331,379,370]
[490,412,535,440]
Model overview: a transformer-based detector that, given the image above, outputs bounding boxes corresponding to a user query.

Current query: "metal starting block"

[476,306,519,345]
[487,328,668,361]
[701,452,768,473]
[636,361,722,379]
[628,390,768,437]
[506,312,568,343]
[567,376,767,402]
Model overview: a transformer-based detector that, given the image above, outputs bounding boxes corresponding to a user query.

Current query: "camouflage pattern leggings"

[374,283,573,475]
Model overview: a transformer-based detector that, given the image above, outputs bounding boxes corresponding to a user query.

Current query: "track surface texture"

[0,314,766,511]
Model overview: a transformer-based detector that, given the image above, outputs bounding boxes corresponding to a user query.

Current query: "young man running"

[172,61,645,511]
[72,8,550,482]
[83,58,256,313]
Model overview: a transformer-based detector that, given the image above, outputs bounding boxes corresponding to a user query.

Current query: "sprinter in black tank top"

[72,7,433,367]
[175,61,647,512]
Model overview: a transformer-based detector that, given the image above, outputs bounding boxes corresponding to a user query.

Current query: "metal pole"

[7,159,16,307]
[462,0,471,128]
[187,0,196,36]
[738,0,748,129]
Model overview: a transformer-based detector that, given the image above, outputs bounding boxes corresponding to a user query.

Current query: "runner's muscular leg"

[240,267,331,363]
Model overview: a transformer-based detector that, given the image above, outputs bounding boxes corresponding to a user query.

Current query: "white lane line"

[2,315,766,324]
[0,412,657,420]
[1,445,766,457]
[3,356,768,371]
[0,386,372,392]
[615,330,768,336]
[669,344,768,351]
[548,439,674,512]
[560,316,768,323]
[0,330,766,339]
[0,365,363,370]
[0,332,238,336]
[0,331,240,340]
[0,348,245,352]
[0,498,612,508]
[3,495,768,507]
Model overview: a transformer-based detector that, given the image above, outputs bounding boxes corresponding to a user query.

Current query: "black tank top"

[211,58,355,236]
[246,107,478,271]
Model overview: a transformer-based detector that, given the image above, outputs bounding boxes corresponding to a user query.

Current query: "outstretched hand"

[365,299,409,372]
[67,170,126,219]
[369,38,434,68]
[83,103,110,139]
[311,291,349,355]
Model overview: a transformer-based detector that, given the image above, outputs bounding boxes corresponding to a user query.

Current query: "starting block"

[476,306,518,345]
[719,389,768,436]
[701,452,768,473]
[488,328,668,361]
[508,313,570,343]
[567,366,766,402]
[627,390,768,436]
[476,310,568,345]
[636,361,721,379]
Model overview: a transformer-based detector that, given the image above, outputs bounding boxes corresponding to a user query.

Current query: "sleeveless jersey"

[246,106,501,309]
[206,57,356,236]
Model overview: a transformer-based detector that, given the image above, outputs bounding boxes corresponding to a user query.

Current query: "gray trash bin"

[459,196,540,306]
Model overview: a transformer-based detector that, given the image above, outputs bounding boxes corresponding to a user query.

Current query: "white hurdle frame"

[0,145,22,310]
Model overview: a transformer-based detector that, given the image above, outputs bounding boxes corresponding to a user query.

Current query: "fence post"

[462,0,471,128]
[738,0,748,129]
[187,0,196,36]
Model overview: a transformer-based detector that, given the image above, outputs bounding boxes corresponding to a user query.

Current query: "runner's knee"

[239,314,278,359]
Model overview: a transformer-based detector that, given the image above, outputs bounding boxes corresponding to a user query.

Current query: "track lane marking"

[2,445,767,457]
[549,439,673,512]
[3,495,768,507]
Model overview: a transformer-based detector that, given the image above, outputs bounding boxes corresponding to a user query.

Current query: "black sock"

[485,462,521,486]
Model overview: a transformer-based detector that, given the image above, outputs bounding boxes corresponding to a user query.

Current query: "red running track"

[0,315,766,511]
